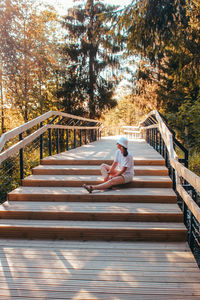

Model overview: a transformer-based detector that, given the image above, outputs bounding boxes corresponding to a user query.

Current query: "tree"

[0,0,61,125]
[58,0,120,118]
[101,94,144,127]
[112,0,200,149]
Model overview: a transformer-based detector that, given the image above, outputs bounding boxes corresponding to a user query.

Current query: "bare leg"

[100,163,110,178]
[92,176,125,191]
[100,163,118,182]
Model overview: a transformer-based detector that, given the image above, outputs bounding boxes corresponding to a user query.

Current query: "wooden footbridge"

[0,110,200,299]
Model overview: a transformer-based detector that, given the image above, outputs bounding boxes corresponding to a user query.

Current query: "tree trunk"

[88,0,95,119]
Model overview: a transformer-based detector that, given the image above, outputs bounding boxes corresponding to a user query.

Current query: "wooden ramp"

[1,136,200,299]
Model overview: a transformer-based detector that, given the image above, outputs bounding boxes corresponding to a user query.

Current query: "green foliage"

[113,0,200,153]
[0,0,61,125]
[101,94,144,127]
[58,0,120,119]
[189,150,200,177]
[0,157,20,204]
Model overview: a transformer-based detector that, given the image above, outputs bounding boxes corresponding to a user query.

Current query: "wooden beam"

[177,184,200,223]
[171,159,200,194]
[0,125,48,164]
[0,111,100,152]
[50,125,100,130]
[0,124,101,164]
[0,111,53,152]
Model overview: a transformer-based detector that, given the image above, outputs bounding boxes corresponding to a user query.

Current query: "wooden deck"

[1,136,200,299]
[0,240,200,299]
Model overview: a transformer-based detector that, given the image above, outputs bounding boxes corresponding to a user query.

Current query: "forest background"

[1,0,200,176]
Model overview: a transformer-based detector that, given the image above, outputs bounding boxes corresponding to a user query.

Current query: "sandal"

[83,184,93,193]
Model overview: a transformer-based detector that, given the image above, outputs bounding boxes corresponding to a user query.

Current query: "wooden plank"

[0,294,199,300]
[1,280,200,290]
[1,202,182,213]
[0,110,99,152]
[0,240,190,250]
[0,269,199,281]
[41,159,166,166]
[0,201,183,222]
[0,219,187,228]
[0,125,48,163]
[32,164,169,176]
[0,255,195,264]
[177,184,200,223]
[140,110,176,160]
[21,174,172,188]
[0,226,187,242]
[171,159,200,194]
[8,187,177,203]
[0,283,200,296]
[0,111,53,152]
[50,125,99,130]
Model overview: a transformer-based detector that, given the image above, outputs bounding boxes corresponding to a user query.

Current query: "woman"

[83,136,134,193]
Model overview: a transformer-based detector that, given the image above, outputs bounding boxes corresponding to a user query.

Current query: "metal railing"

[0,111,102,203]
[140,110,200,267]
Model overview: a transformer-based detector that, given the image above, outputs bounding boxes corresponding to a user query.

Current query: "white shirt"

[114,149,134,176]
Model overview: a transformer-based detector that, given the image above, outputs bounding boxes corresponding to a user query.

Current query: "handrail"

[0,110,99,152]
[140,110,200,267]
[140,110,177,160]
[0,110,102,183]
[140,110,200,201]
[0,123,101,164]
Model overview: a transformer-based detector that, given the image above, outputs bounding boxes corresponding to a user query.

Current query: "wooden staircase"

[1,157,187,242]
[1,138,200,299]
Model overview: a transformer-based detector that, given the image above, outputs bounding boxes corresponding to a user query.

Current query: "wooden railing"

[140,110,200,266]
[0,111,102,203]
[101,126,142,139]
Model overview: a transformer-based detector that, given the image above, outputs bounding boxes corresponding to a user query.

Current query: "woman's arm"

[111,166,127,178]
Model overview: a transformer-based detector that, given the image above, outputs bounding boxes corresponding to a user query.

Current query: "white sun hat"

[117,136,128,148]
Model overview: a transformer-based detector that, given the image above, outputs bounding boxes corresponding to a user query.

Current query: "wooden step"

[8,187,177,203]
[0,219,187,241]
[41,158,166,166]
[22,175,172,188]
[0,202,183,222]
[32,165,169,176]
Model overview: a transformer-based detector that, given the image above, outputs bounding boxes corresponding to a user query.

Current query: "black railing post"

[91,129,93,141]
[66,129,69,151]
[19,133,24,180]
[89,129,91,142]
[162,138,165,157]
[185,149,189,168]
[40,122,43,160]
[159,131,162,154]
[80,129,82,146]
[56,128,59,154]
[188,214,194,249]
[172,167,176,190]
[74,129,76,148]
[48,128,52,156]
[155,128,158,151]
[149,129,151,145]
[152,128,155,149]
[85,129,87,144]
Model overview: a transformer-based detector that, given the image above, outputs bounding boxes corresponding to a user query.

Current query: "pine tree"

[58,0,119,118]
